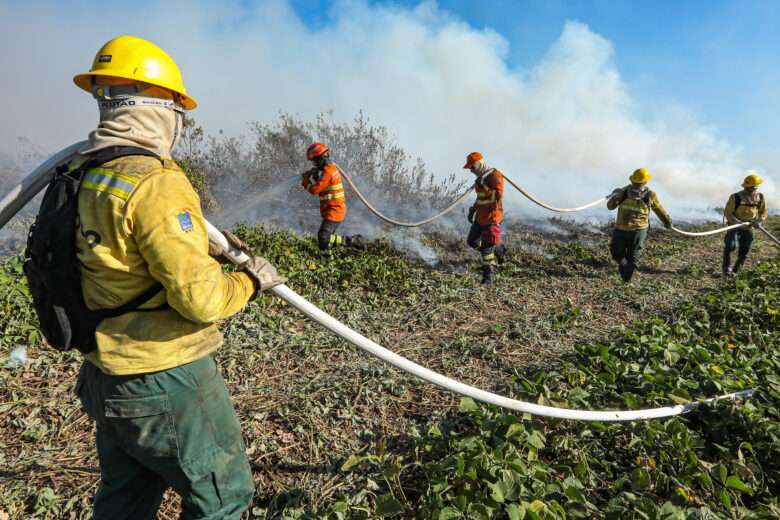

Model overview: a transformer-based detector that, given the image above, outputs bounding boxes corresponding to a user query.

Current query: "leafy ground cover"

[0,217,778,519]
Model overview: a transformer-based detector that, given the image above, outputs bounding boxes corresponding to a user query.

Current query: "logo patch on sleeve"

[177,211,194,232]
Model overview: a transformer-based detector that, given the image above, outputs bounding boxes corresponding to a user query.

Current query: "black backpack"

[733,191,764,210]
[24,146,165,354]
[618,186,652,207]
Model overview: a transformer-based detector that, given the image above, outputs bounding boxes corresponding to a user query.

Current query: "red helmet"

[306,142,330,161]
[463,151,483,169]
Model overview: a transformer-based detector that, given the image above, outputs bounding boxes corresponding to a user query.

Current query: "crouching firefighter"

[464,152,507,285]
[24,35,286,519]
[722,173,768,276]
[607,168,672,282]
[302,142,365,254]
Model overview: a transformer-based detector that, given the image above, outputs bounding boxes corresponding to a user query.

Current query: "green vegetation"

[337,262,780,519]
[0,218,778,519]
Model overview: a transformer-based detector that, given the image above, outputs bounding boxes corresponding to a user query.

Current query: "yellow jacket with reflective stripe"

[724,190,768,224]
[607,185,671,231]
[76,154,255,375]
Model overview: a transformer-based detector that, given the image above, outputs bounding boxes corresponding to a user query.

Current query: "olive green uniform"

[607,185,672,281]
[722,189,768,274]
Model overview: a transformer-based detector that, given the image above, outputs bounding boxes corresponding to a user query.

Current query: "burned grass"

[1,217,778,518]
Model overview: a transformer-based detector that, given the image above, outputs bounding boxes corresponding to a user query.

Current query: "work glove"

[241,256,287,294]
[208,230,253,264]
[751,218,762,228]
[664,220,673,230]
[467,205,476,224]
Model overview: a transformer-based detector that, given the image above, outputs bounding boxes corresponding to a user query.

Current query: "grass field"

[1,217,778,519]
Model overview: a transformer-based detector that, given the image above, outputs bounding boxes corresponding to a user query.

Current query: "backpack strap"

[95,283,167,319]
[733,192,742,210]
[83,146,160,172]
[77,146,168,318]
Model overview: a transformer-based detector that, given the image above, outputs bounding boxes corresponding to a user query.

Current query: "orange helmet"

[307,142,330,161]
[463,151,483,169]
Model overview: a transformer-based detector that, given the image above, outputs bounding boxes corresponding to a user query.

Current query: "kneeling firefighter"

[607,168,672,282]
[464,152,507,285]
[722,173,768,276]
[41,35,285,518]
[301,142,365,253]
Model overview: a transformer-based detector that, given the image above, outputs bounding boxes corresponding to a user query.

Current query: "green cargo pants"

[76,355,254,519]
[610,228,648,266]
[723,228,754,260]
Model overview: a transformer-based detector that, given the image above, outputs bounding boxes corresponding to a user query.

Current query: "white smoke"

[0,0,774,220]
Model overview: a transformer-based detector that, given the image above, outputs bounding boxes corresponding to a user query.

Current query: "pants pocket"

[104,394,178,459]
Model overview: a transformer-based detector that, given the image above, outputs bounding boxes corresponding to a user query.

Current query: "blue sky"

[288,0,779,165]
[0,0,776,209]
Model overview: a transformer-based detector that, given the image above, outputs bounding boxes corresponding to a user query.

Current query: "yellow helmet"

[629,167,651,184]
[74,35,197,110]
[742,173,763,188]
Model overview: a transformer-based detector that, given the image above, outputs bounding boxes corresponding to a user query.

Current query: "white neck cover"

[81,96,182,159]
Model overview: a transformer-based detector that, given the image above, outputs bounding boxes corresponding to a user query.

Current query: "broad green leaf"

[488,480,505,503]
[375,494,404,517]
[340,455,363,471]
[724,476,753,494]
[438,507,462,520]
[506,503,525,520]
[459,397,479,413]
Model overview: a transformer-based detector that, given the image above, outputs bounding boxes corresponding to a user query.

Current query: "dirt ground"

[1,216,778,518]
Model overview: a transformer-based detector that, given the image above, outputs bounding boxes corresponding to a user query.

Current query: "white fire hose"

[758,224,780,247]
[670,222,750,237]
[337,165,749,238]
[503,174,609,212]
[0,143,755,422]
[336,165,473,227]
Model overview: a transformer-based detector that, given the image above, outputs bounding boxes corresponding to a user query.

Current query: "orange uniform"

[302,163,346,222]
[474,169,504,225]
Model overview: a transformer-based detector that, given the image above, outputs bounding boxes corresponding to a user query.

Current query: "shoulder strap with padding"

[82,146,160,172]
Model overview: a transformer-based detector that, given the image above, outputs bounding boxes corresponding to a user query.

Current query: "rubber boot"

[494,244,507,265]
[618,258,628,280]
[732,257,746,274]
[722,251,733,277]
[623,262,637,282]
[480,264,495,285]
[346,235,367,251]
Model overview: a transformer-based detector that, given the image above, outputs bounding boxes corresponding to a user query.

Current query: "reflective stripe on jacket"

[76,154,256,375]
[474,169,504,225]
[724,190,768,224]
[302,163,347,222]
[607,185,671,231]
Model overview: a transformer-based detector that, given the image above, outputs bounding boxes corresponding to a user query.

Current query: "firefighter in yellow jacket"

[71,36,284,519]
[607,168,672,282]
[722,173,768,275]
